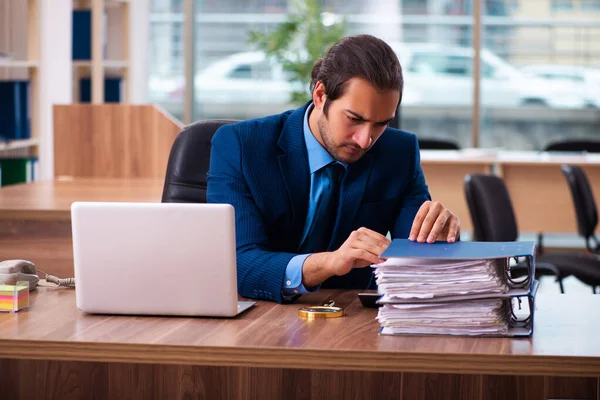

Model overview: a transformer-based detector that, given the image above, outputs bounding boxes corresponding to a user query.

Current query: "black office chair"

[465,174,600,294]
[162,119,236,203]
[539,141,600,259]
[464,174,567,292]
[418,138,460,150]
[561,165,600,254]
[544,140,600,153]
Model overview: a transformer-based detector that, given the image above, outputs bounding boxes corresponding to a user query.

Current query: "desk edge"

[0,340,598,377]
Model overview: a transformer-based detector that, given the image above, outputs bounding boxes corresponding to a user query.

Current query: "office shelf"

[72,60,129,68]
[0,61,39,68]
[72,0,131,103]
[1,0,146,180]
[0,0,41,168]
[0,138,40,152]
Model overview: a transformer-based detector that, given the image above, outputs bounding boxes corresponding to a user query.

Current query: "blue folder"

[0,81,30,140]
[381,239,536,260]
[79,77,122,103]
[377,239,538,337]
[72,10,92,60]
[381,239,536,292]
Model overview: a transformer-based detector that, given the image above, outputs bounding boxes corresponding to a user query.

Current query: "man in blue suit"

[207,34,460,303]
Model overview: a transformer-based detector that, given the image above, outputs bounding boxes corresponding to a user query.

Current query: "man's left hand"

[409,201,460,244]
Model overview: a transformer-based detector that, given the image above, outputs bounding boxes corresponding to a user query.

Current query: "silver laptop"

[71,201,255,317]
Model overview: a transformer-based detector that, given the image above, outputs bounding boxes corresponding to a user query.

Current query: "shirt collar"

[303,102,346,174]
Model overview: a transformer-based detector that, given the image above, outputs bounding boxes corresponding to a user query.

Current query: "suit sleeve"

[206,124,296,303]
[391,135,432,239]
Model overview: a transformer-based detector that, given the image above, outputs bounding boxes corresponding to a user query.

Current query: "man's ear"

[312,81,327,110]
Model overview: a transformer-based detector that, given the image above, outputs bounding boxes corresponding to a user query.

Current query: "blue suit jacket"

[207,103,431,303]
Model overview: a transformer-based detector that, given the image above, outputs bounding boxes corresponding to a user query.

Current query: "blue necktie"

[302,162,346,253]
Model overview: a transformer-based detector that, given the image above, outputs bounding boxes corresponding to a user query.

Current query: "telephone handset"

[0,260,75,291]
[0,260,40,291]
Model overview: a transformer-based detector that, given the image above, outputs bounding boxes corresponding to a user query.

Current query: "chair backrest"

[161,119,236,203]
[464,174,519,242]
[418,138,460,150]
[544,140,600,153]
[561,165,598,239]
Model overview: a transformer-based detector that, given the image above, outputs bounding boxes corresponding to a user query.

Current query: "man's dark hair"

[309,34,403,116]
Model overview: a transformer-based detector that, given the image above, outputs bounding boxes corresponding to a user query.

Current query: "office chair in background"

[465,174,564,292]
[418,138,460,150]
[538,141,600,262]
[561,165,600,254]
[162,119,236,203]
[465,173,600,293]
[544,140,600,153]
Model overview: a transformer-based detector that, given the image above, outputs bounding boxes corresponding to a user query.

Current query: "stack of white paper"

[376,298,509,336]
[375,257,509,301]
[374,257,511,336]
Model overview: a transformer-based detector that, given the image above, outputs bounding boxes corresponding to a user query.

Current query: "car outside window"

[409,53,471,77]
[227,61,274,80]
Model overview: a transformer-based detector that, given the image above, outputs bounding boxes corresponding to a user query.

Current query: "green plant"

[248,0,347,105]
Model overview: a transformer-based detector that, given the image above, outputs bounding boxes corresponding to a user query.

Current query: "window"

[581,0,600,10]
[481,1,600,150]
[552,0,574,11]
[409,53,444,75]
[551,73,585,83]
[228,64,252,79]
[481,61,497,78]
[409,53,471,77]
[227,62,273,80]
[149,0,600,149]
[148,0,184,120]
[444,55,471,76]
[182,0,475,142]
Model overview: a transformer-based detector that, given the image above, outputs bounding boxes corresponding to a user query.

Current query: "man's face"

[314,78,399,164]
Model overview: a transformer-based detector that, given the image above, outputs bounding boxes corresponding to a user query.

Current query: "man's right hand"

[301,227,390,288]
[329,227,391,276]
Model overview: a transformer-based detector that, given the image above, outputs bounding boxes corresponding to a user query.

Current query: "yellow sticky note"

[0,284,29,312]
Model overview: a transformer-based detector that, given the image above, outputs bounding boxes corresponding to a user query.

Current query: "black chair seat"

[538,253,600,288]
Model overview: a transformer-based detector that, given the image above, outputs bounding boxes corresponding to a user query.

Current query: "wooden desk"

[1,288,598,399]
[0,178,163,278]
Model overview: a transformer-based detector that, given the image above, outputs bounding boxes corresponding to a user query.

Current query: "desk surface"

[0,178,164,220]
[1,287,599,376]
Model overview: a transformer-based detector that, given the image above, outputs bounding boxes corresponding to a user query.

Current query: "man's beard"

[317,113,366,164]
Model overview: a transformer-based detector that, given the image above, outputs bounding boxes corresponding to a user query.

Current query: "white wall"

[0,0,27,80]
[128,0,149,103]
[38,0,73,180]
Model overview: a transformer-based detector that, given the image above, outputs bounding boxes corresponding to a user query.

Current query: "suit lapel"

[329,152,374,249]
[277,104,311,245]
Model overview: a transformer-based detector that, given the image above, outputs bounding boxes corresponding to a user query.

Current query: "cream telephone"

[0,260,75,291]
